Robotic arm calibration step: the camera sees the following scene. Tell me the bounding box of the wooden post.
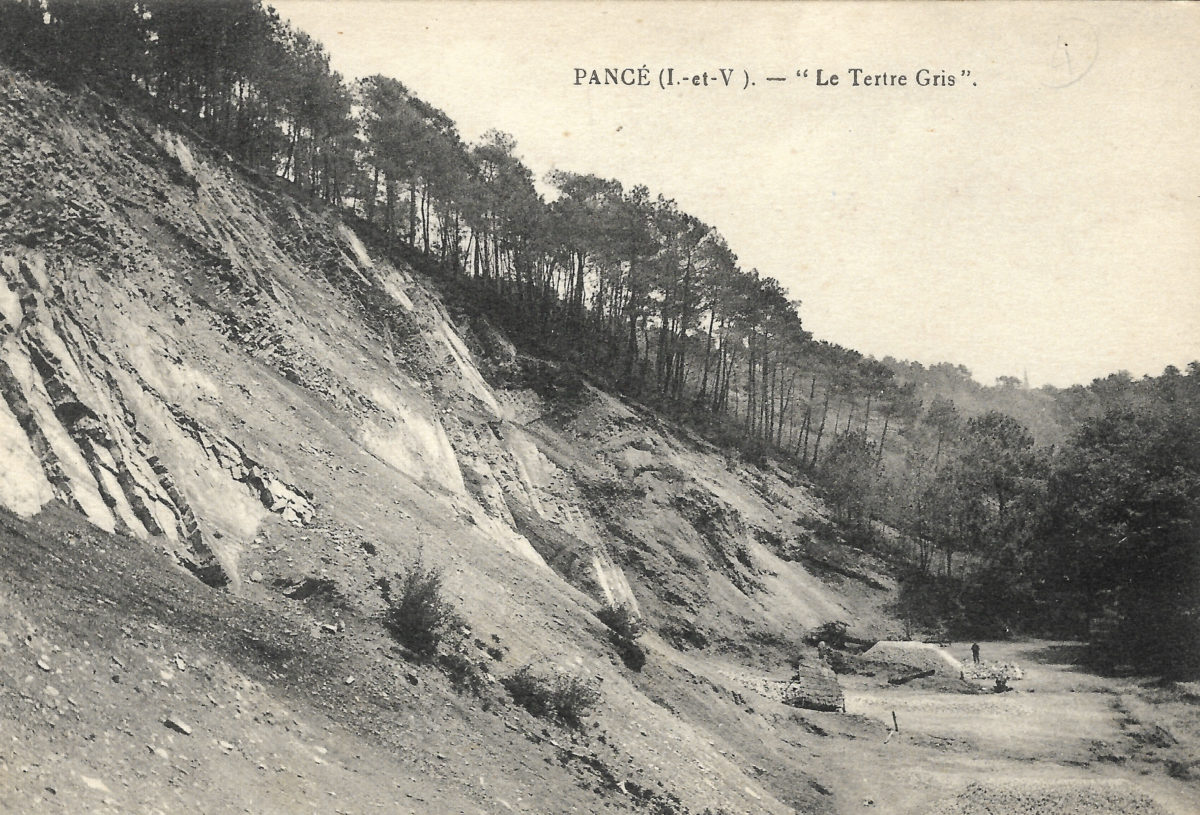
[892,711,899,733]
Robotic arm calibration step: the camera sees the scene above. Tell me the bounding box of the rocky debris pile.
[963,661,1024,682]
[863,641,964,679]
[735,661,845,713]
[780,665,844,713]
[928,778,1169,815]
[964,661,1025,691]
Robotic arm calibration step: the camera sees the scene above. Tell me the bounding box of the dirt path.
[825,640,1199,815]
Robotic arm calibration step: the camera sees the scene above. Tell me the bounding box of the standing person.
[971,642,980,664]
[817,641,830,664]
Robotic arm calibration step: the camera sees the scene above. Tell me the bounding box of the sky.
[271,1,1199,388]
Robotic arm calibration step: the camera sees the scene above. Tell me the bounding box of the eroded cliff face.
[0,68,896,815]
[0,67,887,639]
[0,73,552,590]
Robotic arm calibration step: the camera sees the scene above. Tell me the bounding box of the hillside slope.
[0,67,902,814]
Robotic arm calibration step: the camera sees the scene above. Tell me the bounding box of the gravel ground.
[929,778,1170,815]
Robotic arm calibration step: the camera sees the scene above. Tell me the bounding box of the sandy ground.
[825,640,1199,815]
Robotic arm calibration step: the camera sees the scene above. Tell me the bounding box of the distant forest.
[2,0,1196,677]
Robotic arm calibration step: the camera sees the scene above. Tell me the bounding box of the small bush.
[382,562,456,658]
[662,619,709,650]
[802,620,849,649]
[437,650,488,696]
[1166,759,1193,780]
[503,666,556,719]
[550,673,602,729]
[596,603,644,641]
[597,602,647,671]
[613,637,647,671]
[502,665,600,729]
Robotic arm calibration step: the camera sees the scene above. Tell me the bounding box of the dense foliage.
[3,0,1196,677]
[891,368,1199,678]
[1036,369,1200,677]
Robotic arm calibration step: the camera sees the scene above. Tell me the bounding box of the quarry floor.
[825,640,1200,815]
